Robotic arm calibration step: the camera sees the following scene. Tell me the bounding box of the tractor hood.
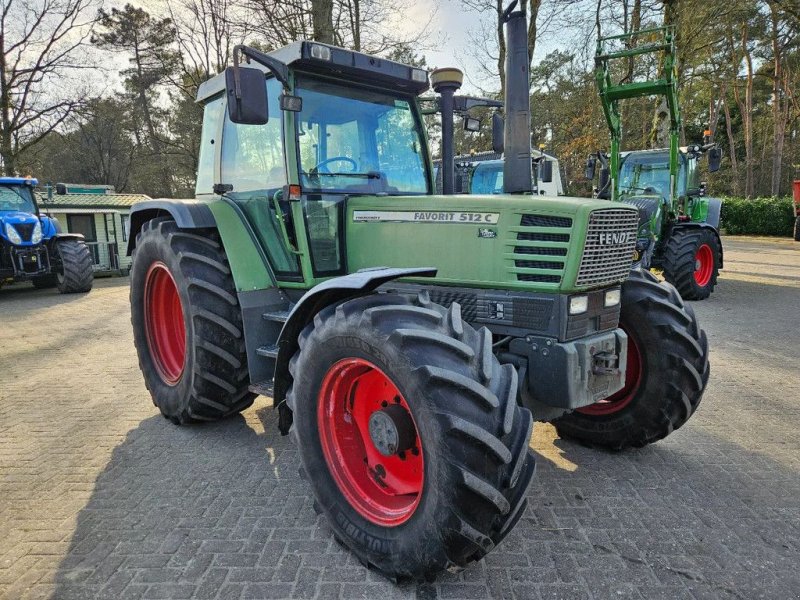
[0,212,43,246]
[345,194,639,294]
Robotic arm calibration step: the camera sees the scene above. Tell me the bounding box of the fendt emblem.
[598,231,635,245]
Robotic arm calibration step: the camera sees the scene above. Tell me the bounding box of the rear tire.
[794,215,800,242]
[662,227,720,300]
[552,269,709,450]
[287,293,536,581]
[55,239,93,293]
[130,218,255,424]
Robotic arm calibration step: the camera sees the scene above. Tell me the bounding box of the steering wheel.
[312,156,357,174]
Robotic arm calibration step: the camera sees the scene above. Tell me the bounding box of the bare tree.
[0,0,97,175]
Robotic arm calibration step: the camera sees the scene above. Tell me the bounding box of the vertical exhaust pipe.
[502,1,533,194]
[431,68,464,195]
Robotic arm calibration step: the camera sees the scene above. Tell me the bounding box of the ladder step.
[262,309,291,324]
[249,379,275,397]
[256,344,279,359]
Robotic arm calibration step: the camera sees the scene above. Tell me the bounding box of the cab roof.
[0,177,38,186]
[196,41,429,104]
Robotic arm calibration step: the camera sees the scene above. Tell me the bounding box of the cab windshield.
[295,79,429,195]
[0,185,37,213]
[619,152,685,199]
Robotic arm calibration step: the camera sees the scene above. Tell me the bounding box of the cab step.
[262,307,292,324]
[256,343,279,359]
[249,379,275,397]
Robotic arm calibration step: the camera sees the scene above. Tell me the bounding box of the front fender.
[126,199,216,255]
[273,266,437,434]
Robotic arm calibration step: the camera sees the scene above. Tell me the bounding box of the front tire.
[553,269,709,450]
[287,293,536,581]
[55,239,93,293]
[130,218,255,424]
[662,227,720,300]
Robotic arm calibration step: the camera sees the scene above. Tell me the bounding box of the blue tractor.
[0,177,93,293]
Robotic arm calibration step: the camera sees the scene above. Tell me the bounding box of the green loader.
[127,4,709,581]
[588,27,724,300]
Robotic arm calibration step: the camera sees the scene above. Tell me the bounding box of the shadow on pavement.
[45,401,800,599]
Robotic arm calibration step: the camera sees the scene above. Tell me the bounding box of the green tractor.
[587,27,724,300]
[127,4,708,581]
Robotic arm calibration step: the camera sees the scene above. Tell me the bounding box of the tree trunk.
[741,24,754,198]
[0,37,15,175]
[496,0,506,101]
[769,3,787,196]
[312,0,335,45]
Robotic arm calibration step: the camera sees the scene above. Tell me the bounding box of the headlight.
[569,295,588,315]
[31,221,43,244]
[4,222,22,245]
[604,288,621,307]
[310,44,331,61]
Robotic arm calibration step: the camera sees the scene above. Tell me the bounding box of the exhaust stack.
[502,2,533,194]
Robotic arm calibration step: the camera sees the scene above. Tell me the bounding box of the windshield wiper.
[304,171,381,179]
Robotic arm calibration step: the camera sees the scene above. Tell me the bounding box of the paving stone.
[0,237,798,599]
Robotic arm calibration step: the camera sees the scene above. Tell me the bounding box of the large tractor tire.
[793,215,800,242]
[55,239,93,293]
[130,218,255,424]
[662,227,720,300]
[553,269,709,450]
[286,293,536,581]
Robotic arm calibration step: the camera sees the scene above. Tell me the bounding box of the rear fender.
[126,200,216,255]
[273,267,437,434]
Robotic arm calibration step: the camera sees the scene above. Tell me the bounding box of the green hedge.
[720,196,795,237]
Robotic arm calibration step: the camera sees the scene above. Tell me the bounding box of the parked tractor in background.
[588,27,724,300]
[0,177,93,293]
[127,1,708,581]
[434,149,564,196]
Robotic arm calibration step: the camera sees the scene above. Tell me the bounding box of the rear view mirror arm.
[233,45,291,91]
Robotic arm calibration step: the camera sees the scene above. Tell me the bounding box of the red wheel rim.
[144,262,186,385]
[577,329,642,416]
[317,358,424,527]
[694,243,714,287]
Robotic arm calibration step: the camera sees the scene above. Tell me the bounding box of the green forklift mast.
[595,26,680,203]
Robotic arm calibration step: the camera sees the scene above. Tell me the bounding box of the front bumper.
[513,328,628,410]
[0,242,50,279]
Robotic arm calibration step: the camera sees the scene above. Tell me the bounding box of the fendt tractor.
[127,3,709,581]
[587,27,724,300]
[0,177,93,293]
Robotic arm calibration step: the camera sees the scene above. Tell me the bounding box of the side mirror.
[540,160,553,183]
[464,117,481,132]
[225,66,268,125]
[492,113,504,154]
[585,156,597,180]
[597,167,611,199]
[708,147,722,172]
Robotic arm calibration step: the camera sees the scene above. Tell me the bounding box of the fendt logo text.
[598,231,635,245]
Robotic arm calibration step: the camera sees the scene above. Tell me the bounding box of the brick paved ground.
[1,236,798,600]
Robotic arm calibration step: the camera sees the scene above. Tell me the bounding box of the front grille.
[427,289,478,321]
[511,213,572,285]
[13,222,35,242]
[520,215,573,228]
[575,208,638,287]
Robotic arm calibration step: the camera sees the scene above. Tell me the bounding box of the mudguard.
[705,197,722,229]
[273,266,437,434]
[126,199,216,255]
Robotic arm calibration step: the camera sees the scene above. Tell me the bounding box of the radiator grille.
[511,213,572,285]
[575,208,638,287]
[13,222,35,242]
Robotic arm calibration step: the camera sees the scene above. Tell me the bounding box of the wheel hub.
[368,405,416,456]
[317,358,424,526]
